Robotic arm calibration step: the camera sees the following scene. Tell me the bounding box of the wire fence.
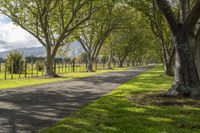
[0,59,123,80]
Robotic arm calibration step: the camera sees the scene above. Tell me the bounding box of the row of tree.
[0,0,158,74]
[129,0,200,97]
[1,0,200,97]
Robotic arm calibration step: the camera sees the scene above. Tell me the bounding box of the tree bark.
[107,51,113,70]
[119,60,124,68]
[40,48,56,77]
[164,62,174,76]
[87,60,94,72]
[44,46,58,77]
[162,45,174,76]
[86,53,94,72]
[45,56,55,77]
[156,0,200,97]
[168,25,200,97]
[194,30,200,79]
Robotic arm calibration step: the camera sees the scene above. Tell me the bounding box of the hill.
[0,41,84,59]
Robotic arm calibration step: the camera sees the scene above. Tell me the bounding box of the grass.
[0,67,129,90]
[40,66,200,133]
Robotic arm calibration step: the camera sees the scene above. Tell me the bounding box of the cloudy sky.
[0,14,42,52]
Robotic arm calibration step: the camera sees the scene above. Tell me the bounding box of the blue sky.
[0,14,42,52]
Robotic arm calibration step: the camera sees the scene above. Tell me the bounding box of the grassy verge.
[40,66,200,133]
[0,67,128,90]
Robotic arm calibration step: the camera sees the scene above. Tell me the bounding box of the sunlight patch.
[147,117,173,123]
[122,107,146,113]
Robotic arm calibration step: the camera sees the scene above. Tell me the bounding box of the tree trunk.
[194,31,200,78]
[132,61,135,66]
[86,53,94,72]
[164,62,174,76]
[119,60,124,68]
[161,40,174,76]
[107,51,113,70]
[163,50,174,76]
[87,60,94,72]
[168,25,200,97]
[45,56,56,77]
[126,60,130,67]
[44,46,57,77]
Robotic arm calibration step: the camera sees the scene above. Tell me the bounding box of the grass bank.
[40,66,200,133]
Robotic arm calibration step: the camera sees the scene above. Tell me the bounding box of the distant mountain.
[0,47,46,58]
[0,41,84,59]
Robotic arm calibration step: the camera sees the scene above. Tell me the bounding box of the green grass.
[0,67,129,90]
[40,66,200,133]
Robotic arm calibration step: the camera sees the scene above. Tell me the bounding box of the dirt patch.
[129,91,200,107]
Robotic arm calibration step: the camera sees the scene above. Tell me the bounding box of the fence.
[0,59,123,80]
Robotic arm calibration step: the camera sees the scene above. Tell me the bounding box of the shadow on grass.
[40,94,200,133]
[40,66,200,133]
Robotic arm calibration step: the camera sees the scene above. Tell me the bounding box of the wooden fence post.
[42,61,44,76]
[11,59,14,79]
[31,61,34,77]
[54,60,57,74]
[73,60,75,72]
[4,63,7,80]
[19,61,21,79]
[25,60,27,78]
[36,62,39,77]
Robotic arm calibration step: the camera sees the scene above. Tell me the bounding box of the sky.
[0,14,42,52]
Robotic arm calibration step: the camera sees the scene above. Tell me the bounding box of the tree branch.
[156,0,178,34]
[185,0,200,30]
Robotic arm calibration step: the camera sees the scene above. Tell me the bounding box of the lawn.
[0,67,129,90]
[40,66,200,133]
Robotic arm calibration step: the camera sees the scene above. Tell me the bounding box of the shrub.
[35,60,44,71]
[6,50,24,74]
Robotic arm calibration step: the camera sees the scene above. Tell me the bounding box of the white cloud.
[0,14,42,52]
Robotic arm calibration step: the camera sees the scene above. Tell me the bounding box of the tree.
[76,2,115,72]
[0,0,96,77]
[128,0,175,76]
[112,29,142,67]
[103,4,141,69]
[156,0,200,97]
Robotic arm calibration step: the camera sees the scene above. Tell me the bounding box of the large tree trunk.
[194,31,200,78]
[87,61,93,72]
[87,60,94,72]
[168,25,200,97]
[86,53,94,72]
[44,47,57,77]
[45,56,56,77]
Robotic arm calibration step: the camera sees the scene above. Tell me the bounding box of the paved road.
[0,66,152,133]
